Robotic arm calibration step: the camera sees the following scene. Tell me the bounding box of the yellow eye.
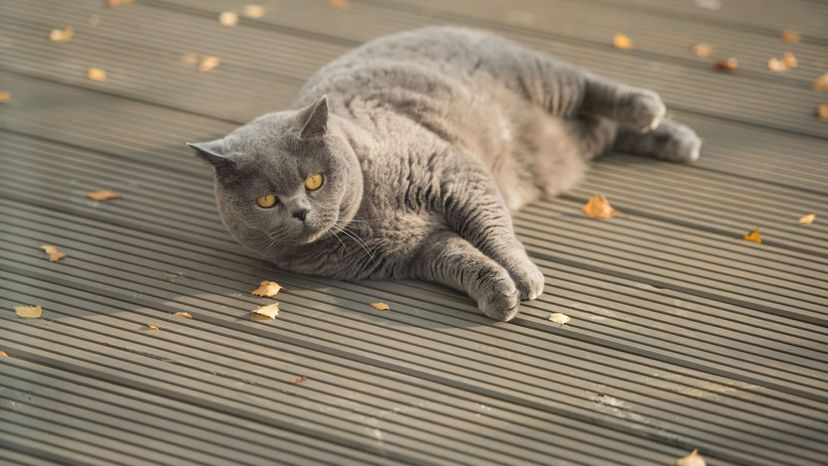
[256,194,277,208]
[305,173,324,191]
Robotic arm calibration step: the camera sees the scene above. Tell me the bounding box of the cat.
[188,27,701,321]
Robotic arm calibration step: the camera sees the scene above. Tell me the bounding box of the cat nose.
[292,208,309,222]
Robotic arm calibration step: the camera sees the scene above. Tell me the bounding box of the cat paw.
[476,277,520,321]
[654,121,702,163]
[618,89,666,133]
[510,262,545,301]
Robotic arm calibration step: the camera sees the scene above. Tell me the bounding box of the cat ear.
[187,140,233,168]
[298,95,329,140]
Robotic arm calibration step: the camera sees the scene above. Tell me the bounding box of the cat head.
[189,96,364,257]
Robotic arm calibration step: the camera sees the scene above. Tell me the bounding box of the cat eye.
[256,194,277,208]
[305,173,324,191]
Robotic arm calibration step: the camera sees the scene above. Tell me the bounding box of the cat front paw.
[476,276,520,321]
[510,262,545,301]
[619,89,666,133]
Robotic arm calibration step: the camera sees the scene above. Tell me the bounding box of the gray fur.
[190,27,701,321]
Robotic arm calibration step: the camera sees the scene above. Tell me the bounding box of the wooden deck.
[1,0,827,465]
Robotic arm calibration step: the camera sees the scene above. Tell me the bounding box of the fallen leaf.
[15,305,42,319]
[40,245,66,262]
[86,189,120,201]
[0,91,10,103]
[581,194,619,219]
[243,4,266,18]
[780,30,800,44]
[798,213,816,225]
[219,11,239,26]
[692,43,714,58]
[0,351,8,357]
[813,73,828,91]
[742,227,762,244]
[713,58,738,73]
[173,311,193,319]
[328,0,351,10]
[198,56,220,72]
[613,33,632,50]
[49,27,74,42]
[768,57,787,72]
[181,52,199,65]
[818,103,828,122]
[548,312,570,326]
[782,51,798,68]
[252,280,281,297]
[87,68,108,81]
[676,449,707,466]
[106,0,135,6]
[370,302,390,311]
[251,303,279,320]
[290,375,307,384]
[146,323,160,331]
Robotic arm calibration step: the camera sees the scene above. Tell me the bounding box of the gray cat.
[189,27,700,321]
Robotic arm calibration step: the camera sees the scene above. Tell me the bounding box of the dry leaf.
[252,280,281,297]
[0,351,8,357]
[181,52,199,65]
[813,73,828,91]
[548,312,570,326]
[15,305,42,319]
[86,189,120,201]
[87,68,108,81]
[742,227,762,244]
[40,245,66,262]
[798,213,816,225]
[782,51,798,68]
[251,303,279,320]
[290,375,307,384]
[219,11,239,26]
[713,58,738,72]
[370,302,390,311]
[243,4,266,18]
[146,323,160,331]
[107,0,135,6]
[676,449,707,466]
[768,57,787,72]
[781,30,800,44]
[613,33,632,50]
[198,56,220,72]
[0,91,10,104]
[173,311,193,319]
[49,27,74,42]
[692,43,714,58]
[818,103,828,122]
[328,0,351,10]
[582,194,619,219]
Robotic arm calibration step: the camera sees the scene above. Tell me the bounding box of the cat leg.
[613,119,702,163]
[578,72,667,133]
[410,231,521,321]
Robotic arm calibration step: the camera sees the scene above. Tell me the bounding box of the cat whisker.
[333,223,376,262]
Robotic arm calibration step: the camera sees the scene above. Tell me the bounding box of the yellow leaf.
[219,11,239,27]
[0,91,10,104]
[0,351,8,357]
[798,213,816,225]
[613,33,632,50]
[290,375,307,384]
[548,312,570,326]
[370,302,390,311]
[780,30,800,44]
[252,280,282,297]
[146,323,160,331]
[198,56,220,72]
[581,194,619,219]
[107,0,135,6]
[15,305,42,319]
[767,57,787,72]
[818,103,828,122]
[742,227,762,244]
[86,189,120,201]
[813,73,828,92]
[327,0,351,10]
[676,449,707,466]
[251,303,279,320]
[40,245,66,262]
[692,43,714,58]
[243,4,266,18]
[713,58,738,73]
[87,68,108,81]
[49,27,74,42]
[782,51,798,68]
[173,311,193,319]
